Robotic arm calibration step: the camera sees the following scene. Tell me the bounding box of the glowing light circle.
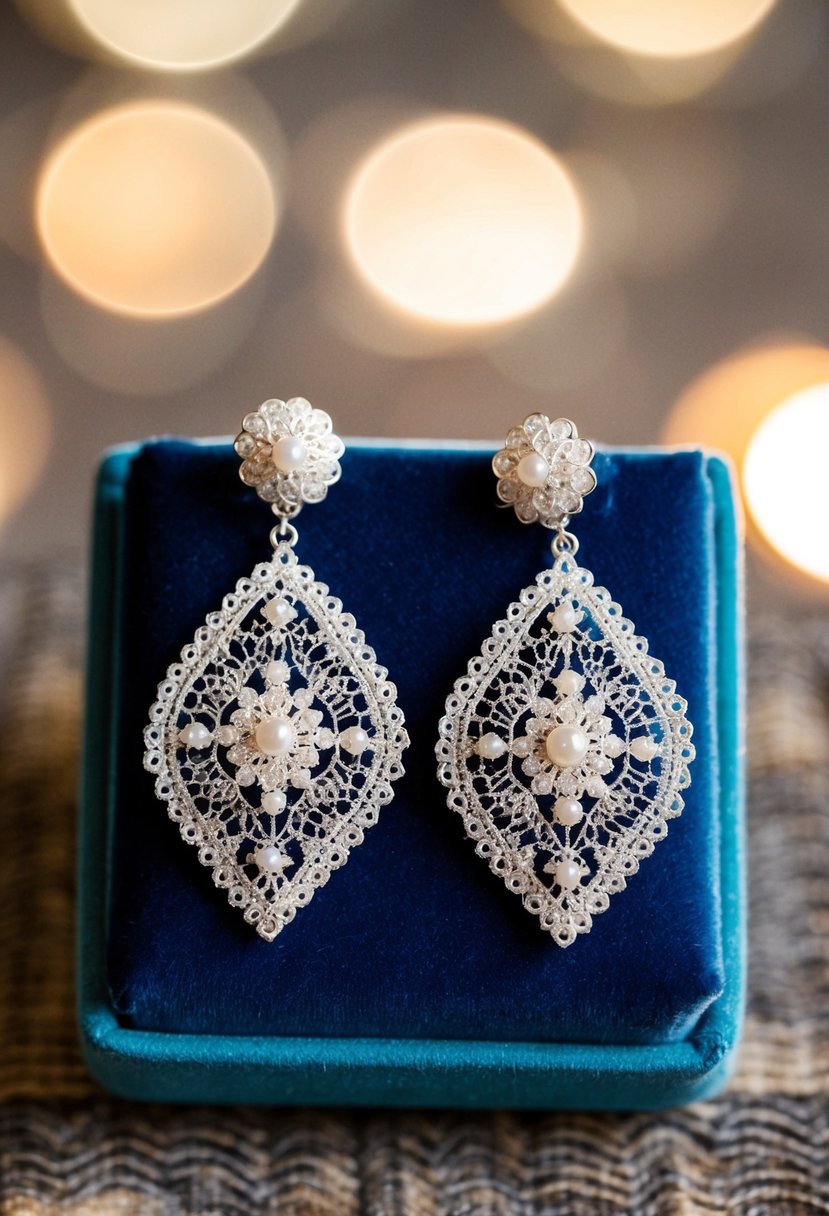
[0,335,51,529]
[343,116,583,327]
[557,0,778,59]
[36,102,277,318]
[68,0,302,71]
[743,384,829,585]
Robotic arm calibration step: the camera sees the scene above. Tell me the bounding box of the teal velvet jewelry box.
[79,438,745,1108]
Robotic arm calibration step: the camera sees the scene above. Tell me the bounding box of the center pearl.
[272,436,307,473]
[255,716,295,756]
[545,724,589,768]
[516,451,549,487]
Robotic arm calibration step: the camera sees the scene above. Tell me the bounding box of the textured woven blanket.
[0,566,826,1215]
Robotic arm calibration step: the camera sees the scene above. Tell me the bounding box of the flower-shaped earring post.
[235,397,345,518]
[492,415,596,530]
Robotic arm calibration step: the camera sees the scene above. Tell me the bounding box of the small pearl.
[255,716,294,755]
[261,790,287,813]
[553,796,583,826]
[630,735,660,762]
[254,844,286,873]
[341,726,370,755]
[216,725,238,747]
[550,603,581,633]
[271,436,308,473]
[554,669,583,697]
[265,659,289,685]
[179,722,212,749]
[603,734,625,758]
[546,724,589,768]
[263,598,295,627]
[477,732,507,760]
[516,451,550,487]
[554,860,582,891]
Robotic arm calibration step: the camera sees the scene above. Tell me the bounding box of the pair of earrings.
[144,399,694,948]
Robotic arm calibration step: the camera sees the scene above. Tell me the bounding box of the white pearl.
[216,725,238,747]
[550,603,581,633]
[254,844,286,873]
[554,860,581,891]
[263,598,295,627]
[516,451,550,487]
[179,722,212,749]
[255,716,294,755]
[553,796,583,826]
[341,726,370,755]
[477,732,507,760]
[603,734,625,758]
[272,436,307,473]
[554,669,583,697]
[630,735,660,762]
[265,660,289,685]
[545,724,589,767]
[261,790,287,813]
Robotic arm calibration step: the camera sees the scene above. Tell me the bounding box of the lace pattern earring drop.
[144,398,409,940]
[436,416,695,946]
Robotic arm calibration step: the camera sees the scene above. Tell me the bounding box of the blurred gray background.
[0,0,827,589]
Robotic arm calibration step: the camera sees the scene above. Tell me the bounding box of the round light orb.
[554,859,582,891]
[664,342,829,467]
[261,790,287,813]
[0,336,51,531]
[343,115,582,327]
[743,384,829,585]
[557,0,778,59]
[516,451,550,487]
[272,436,307,473]
[36,102,277,317]
[68,0,303,72]
[256,716,295,756]
[545,724,589,767]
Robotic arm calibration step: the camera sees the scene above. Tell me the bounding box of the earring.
[144,398,408,940]
[436,416,695,947]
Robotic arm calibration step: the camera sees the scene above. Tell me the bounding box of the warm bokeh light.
[743,385,829,584]
[0,336,51,529]
[67,0,302,70]
[36,101,277,317]
[664,341,829,464]
[557,0,777,59]
[41,273,265,396]
[343,115,583,327]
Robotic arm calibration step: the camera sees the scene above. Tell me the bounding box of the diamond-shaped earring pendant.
[435,416,695,947]
[144,398,409,940]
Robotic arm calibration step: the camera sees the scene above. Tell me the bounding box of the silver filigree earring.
[144,398,408,940]
[436,415,695,947]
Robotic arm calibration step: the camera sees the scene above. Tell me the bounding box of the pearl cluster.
[234,397,345,519]
[471,605,662,894]
[491,413,597,530]
[177,591,376,879]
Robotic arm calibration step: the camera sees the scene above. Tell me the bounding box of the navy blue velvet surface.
[108,440,723,1043]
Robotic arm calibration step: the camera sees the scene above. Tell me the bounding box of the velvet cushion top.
[108,440,724,1044]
